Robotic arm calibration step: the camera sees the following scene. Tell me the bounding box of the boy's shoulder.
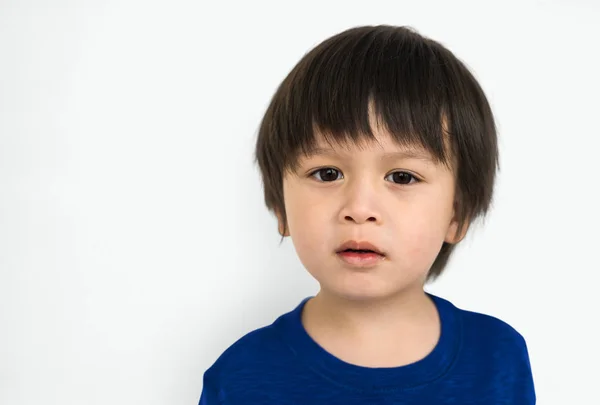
[203,305,298,381]
[449,297,531,367]
[429,293,528,345]
[456,300,528,345]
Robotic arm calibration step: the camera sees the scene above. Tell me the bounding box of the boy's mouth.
[335,240,385,256]
[335,241,386,267]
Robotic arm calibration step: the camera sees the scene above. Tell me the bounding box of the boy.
[199,25,535,404]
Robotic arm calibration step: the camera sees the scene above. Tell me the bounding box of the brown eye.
[385,171,418,185]
[311,168,342,182]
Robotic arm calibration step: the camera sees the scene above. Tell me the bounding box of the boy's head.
[254,25,498,299]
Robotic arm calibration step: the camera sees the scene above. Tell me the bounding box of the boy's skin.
[275,111,469,368]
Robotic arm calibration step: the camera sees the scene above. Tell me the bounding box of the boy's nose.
[338,194,382,225]
[342,213,379,224]
[337,178,383,225]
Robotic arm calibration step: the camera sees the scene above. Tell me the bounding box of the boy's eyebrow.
[305,147,435,162]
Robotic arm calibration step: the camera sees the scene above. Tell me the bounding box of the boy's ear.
[275,209,290,237]
[444,216,470,244]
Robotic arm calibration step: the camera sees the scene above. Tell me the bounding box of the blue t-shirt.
[199,293,535,404]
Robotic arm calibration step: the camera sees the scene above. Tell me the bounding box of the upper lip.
[335,240,385,256]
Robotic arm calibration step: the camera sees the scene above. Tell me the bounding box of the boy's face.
[279,126,464,302]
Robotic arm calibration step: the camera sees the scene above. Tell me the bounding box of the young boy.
[199,25,535,404]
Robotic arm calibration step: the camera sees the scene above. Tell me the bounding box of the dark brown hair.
[254,25,499,281]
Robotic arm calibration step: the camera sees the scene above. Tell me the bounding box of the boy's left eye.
[385,171,419,185]
[310,168,343,182]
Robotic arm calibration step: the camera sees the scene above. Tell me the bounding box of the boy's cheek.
[403,231,445,265]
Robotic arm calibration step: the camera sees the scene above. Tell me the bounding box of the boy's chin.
[319,283,422,303]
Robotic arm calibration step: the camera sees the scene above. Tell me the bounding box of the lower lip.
[336,251,386,267]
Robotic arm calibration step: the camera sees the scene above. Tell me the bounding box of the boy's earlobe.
[275,210,290,237]
[278,221,290,237]
[445,218,469,244]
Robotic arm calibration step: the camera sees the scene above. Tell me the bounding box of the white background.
[1,1,599,404]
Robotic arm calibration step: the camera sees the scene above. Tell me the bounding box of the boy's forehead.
[305,131,434,158]
[295,126,456,173]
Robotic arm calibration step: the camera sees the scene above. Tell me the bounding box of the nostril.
[343,215,378,222]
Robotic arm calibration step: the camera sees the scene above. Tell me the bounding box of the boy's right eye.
[309,167,343,182]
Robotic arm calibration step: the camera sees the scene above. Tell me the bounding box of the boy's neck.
[300,287,440,367]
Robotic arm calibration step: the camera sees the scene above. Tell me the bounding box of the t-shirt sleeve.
[198,370,223,405]
[514,333,536,404]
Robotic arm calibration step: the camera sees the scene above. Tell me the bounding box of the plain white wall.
[1,0,599,404]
